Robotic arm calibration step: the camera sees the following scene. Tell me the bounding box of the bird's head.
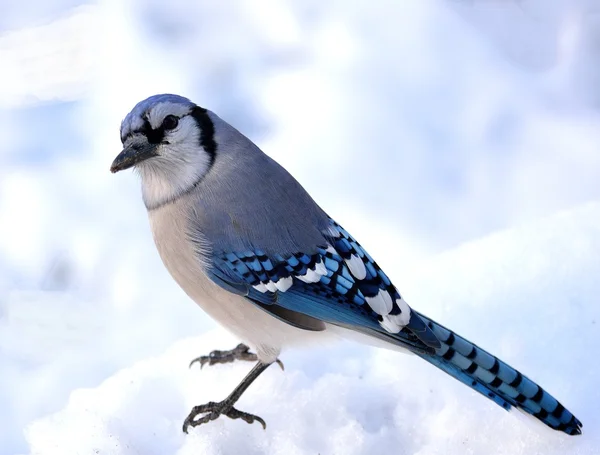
[111,94,217,209]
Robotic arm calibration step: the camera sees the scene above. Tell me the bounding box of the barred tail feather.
[414,312,582,436]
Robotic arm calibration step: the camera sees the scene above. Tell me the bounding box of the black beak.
[110,137,158,173]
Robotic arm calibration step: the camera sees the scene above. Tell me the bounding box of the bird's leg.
[189,343,284,370]
[183,361,273,433]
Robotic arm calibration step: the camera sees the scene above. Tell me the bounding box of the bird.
[110,93,582,436]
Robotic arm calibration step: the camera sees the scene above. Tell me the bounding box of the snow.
[2,0,600,453]
[23,203,600,454]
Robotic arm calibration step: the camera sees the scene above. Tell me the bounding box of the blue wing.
[207,217,583,435]
[209,218,441,353]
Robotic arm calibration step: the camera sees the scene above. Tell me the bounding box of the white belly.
[147,198,329,362]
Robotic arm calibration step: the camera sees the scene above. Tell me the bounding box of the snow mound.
[25,203,600,454]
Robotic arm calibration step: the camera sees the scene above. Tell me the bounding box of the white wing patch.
[253,283,268,293]
[365,289,393,315]
[314,260,327,276]
[252,276,293,293]
[252,259,328,292]
[344,254,366,280]
[380,314,403,333]
[275,276,293,292]
[296,259,327,283]
[395,298,411,322]
[379,298,412,333]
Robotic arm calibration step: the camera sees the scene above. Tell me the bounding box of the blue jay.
[111,94,582,436]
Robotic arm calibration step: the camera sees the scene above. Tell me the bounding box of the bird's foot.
[189,343,283,370]
[189,343,257,369]
[182,400,266,433]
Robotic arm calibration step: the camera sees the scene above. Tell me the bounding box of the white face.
[114,100,215,210]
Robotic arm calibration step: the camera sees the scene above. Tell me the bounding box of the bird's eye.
[162,115,179,130]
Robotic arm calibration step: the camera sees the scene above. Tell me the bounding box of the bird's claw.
[189,343,284,370]
[182,400,267,433]
[189,343,257,369]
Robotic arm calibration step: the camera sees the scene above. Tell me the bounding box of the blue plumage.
[416,314,582,435]
[209,218,582,436]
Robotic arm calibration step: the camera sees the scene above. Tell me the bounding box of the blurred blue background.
[1,0,599,452]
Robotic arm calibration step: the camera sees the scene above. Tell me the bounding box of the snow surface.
[23,203,600,454]
[3,1,600,454]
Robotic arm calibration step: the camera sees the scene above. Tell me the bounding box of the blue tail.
[413,312,582,436]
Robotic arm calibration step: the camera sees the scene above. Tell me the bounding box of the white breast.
[147,195,329,362]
